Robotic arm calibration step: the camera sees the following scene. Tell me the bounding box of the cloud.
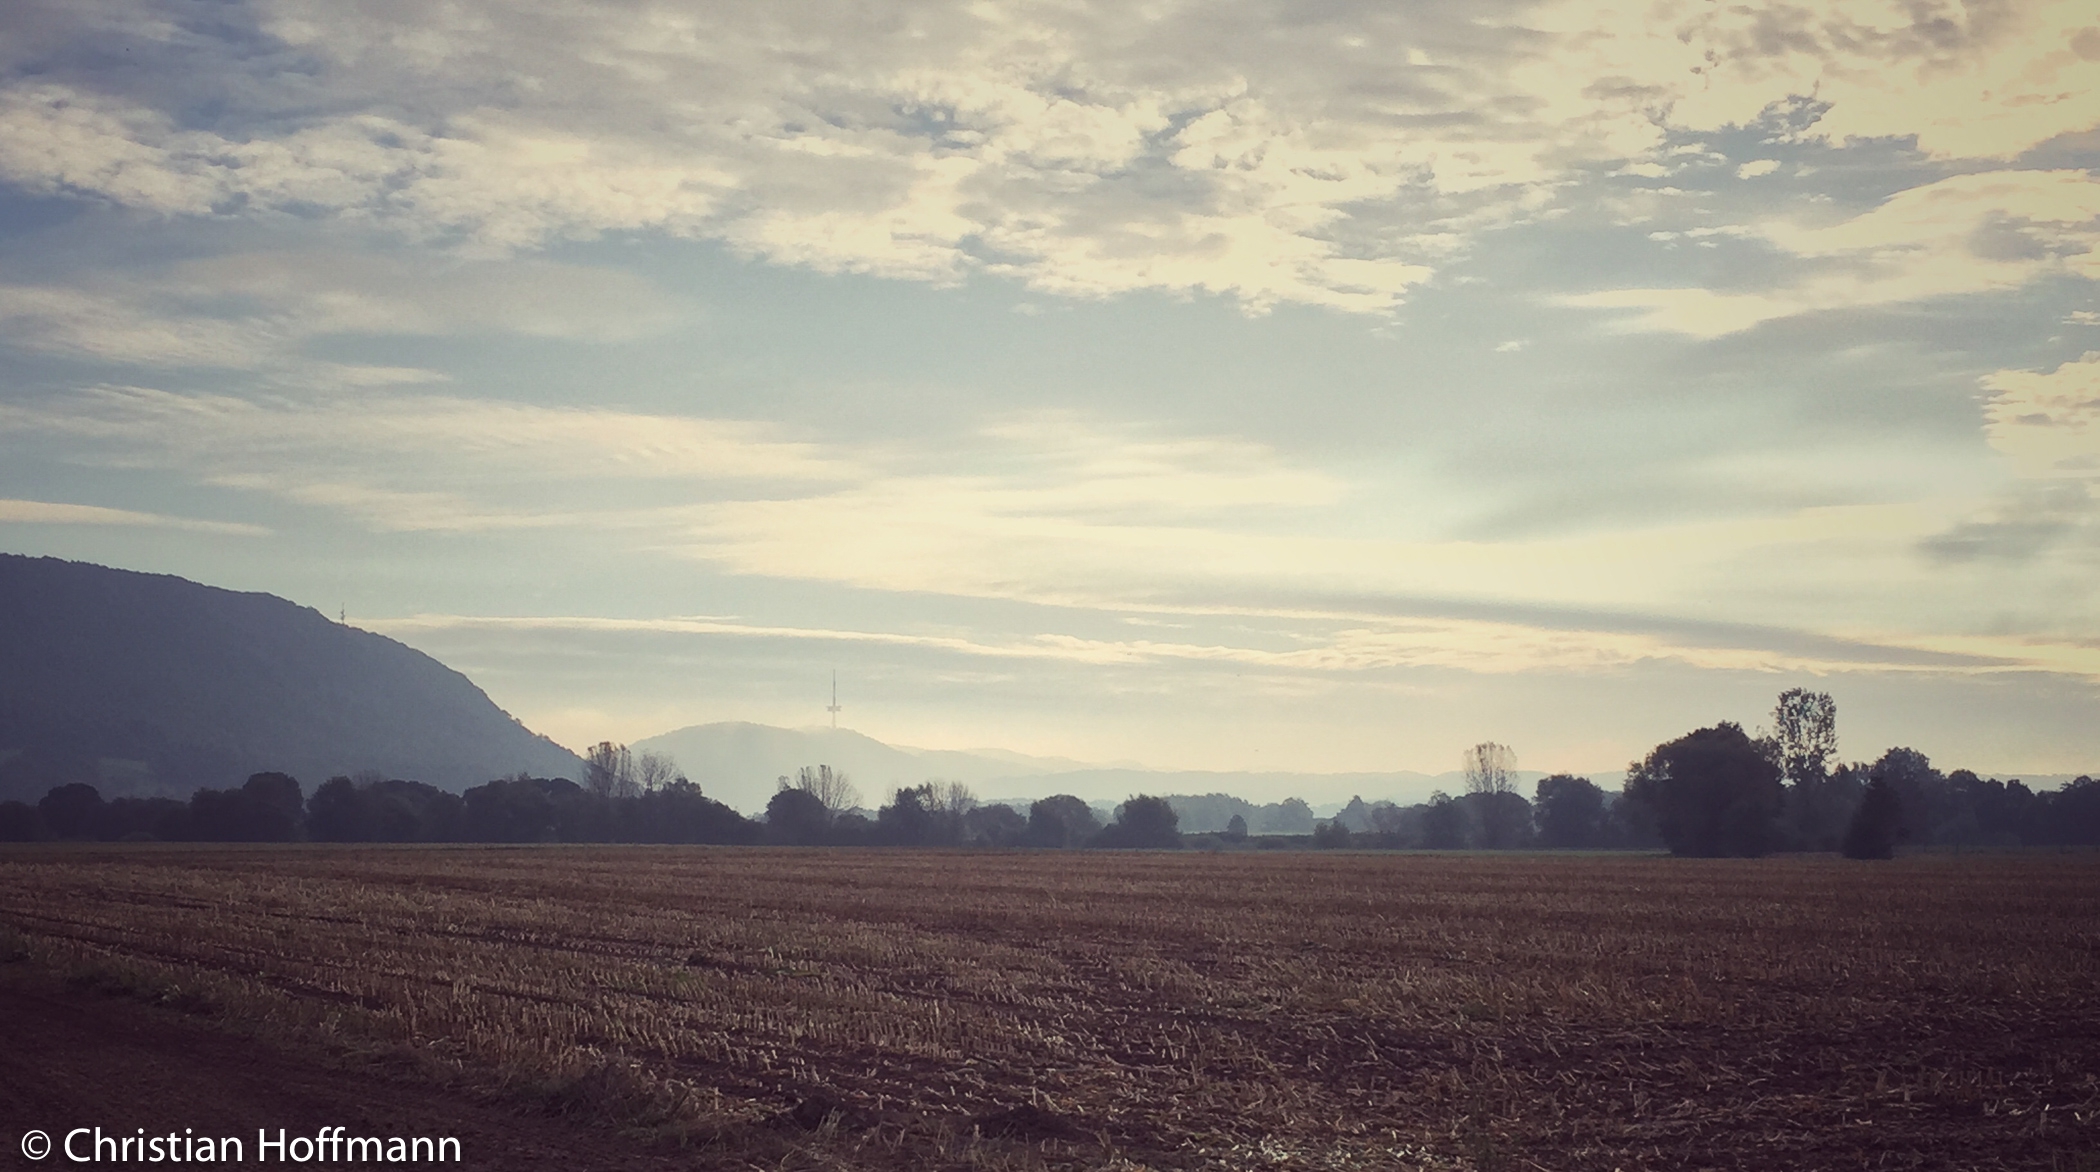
[364,598,2090,683]
[1922,352,2100,565]
[2,0,2089,314]
[1566,170,2100,335]
[0,497,268,535]
[0,251,684,371]
[1983,351,2100,480]
[0,386,852,530]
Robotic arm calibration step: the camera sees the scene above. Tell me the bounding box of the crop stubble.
[0,847,2094,1170]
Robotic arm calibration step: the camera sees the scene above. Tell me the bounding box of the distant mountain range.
[0,554,581,800]
[630,722,1091,813]
[11,554,2074,813]
[629,720,1603,815]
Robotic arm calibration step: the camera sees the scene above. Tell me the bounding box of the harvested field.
[0,847,2095,1170]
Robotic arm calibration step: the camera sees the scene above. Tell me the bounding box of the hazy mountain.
[0,554,581,799]
[631,722,1092,812]
[630,720,1630,815]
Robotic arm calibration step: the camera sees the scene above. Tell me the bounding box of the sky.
[1,0,2097,785]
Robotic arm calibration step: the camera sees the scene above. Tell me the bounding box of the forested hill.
[0,555,582,799]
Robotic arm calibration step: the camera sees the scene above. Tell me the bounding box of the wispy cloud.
[367,602,2094,682]
[0,251,684,373]
[1984,351,2100,482]
[1922,352,2100,564]
[0,497,268,536]
[1566,170,2100,335]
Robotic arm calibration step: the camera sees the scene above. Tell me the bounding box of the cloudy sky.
[2,0,2097,783]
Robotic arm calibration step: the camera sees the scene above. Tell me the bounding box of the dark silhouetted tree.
[461,775,575,842]
[963,803,1028,846]
[1096,794,1181,848]
[189,773,305,841]
[1311,818,1351,848]
[102,796,189,841]
[1534,774,1609,848]
[1624,723,1784,857]
[877,784,942,845]
[1465,790,1533,850]
[1027,794,1100,848]
[1421,791,1466,849]
[1770,689,1843,849]
[38,782,105,840]
[767,785,834,845]
[1842,776,1901,859]
[307,775,368,841]
[2038,776,2099,846]
[0,801,52,841]
[1225,813,1248,840]
[1869,747,1944,842]
[635,778,756,844]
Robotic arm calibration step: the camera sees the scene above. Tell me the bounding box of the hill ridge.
[0,554,582,798]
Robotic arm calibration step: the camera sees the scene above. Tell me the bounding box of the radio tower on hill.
[827,671,842,730]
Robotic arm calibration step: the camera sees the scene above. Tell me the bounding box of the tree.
[1311,819,1351,848]
[637,779,758,845]
[460,776,572,843]
[1462,744,1526,848]
[584,742,636,799]
[1225,814,1248,840]
[1421,791,1467,849]
[931,779,976,818]
[1533,774,1609,848]
[189,773,306,842]
[1027,794,1100,848]
[1842,777,1902,859]
[634,751,679,794]
[1464,742,1518,796]
[1770,689,1843,849]
[38,782,106,840]
[962,803,1028,846]
[794,765,860,815]
[877,784,942,845]
[1096,795,1181,848]
[307,776,374,842]
[1623,723,1785,857]
[0,801,53,841]
[1257,797,1315,834]
[766,786,834,845]
[1467,791,1533,849]
[1770,689,1838,787]
[1869,747,1943,843]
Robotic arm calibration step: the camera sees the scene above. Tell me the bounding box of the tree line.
[0,750,1186,848]
[4,702,2094,855]
[1311,691,2100,856]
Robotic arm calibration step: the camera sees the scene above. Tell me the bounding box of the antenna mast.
[827,670,842,730]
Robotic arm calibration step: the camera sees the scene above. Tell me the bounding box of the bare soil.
[2,846,2097,1170]
[0,964,693,1171]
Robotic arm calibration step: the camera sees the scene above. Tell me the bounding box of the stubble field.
[0,847,2095,1171]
